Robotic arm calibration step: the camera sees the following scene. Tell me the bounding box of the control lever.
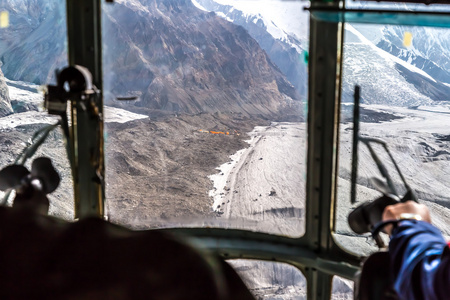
[348,176,418,237]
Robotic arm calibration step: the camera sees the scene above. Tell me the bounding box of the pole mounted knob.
[0,157,60,213]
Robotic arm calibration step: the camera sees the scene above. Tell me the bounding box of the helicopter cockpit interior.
[0,0,450,299]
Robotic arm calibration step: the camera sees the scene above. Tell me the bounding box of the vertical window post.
[306,1,345,298]
[66,0,105,218]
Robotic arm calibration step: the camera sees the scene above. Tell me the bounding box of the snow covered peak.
[193,0,308,43]
[341,25,450,106]
[347,24,436,83]
[210,0,308,39]
[114,0,151,14]
[191,0,207,11]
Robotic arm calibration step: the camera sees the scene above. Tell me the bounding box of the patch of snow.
[208,133,257,211]
[191,0,207,12]
[260,15,288,41]
[104,106,148,123]
[6,78,42,106]
[212,0,308,39]
[0,79,148,128]
[215,11,233,22]
[351,24,385,45]
[0,106,148,130]
[0,111,59,129]
[5,78,39,90]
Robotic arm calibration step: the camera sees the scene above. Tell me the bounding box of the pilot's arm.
[383,201,450,300]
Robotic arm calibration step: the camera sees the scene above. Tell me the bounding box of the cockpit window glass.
[103,0,309,236]
[335,22,450,255]
[332,276,354,300]
[0,1,73,219]
[227,259,307,299]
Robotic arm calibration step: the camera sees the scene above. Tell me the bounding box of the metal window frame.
[66,0,105,218]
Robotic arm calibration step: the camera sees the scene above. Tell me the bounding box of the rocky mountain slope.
[2,0,449,114]
[193,0,308,98]
[0,64,13,117]
[0,0,300,119]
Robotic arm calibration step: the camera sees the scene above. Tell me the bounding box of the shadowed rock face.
[0,64,13,117]
[0,0,67,84]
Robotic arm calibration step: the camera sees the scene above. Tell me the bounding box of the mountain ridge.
[194,0,308,98]
[103,0,300,117]
[0,0,301,119]
[0,64,13,117]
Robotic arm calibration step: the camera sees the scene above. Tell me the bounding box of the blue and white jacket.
[389,220,450,300]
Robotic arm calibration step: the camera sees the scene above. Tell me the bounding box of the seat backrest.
[355,251,399,300]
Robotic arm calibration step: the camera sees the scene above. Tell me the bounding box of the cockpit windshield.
[102,0,309,236]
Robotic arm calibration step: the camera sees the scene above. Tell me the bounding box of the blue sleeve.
[389,220,450,300]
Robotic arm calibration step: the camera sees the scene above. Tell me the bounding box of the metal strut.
[65,0,105,218]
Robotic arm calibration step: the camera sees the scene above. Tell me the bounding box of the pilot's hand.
[382,200,431,235]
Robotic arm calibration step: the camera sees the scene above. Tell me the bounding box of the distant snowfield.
[0,111,59,129]
[103,106,148,123]
[1,79,148,130]
[6,78,43,104]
